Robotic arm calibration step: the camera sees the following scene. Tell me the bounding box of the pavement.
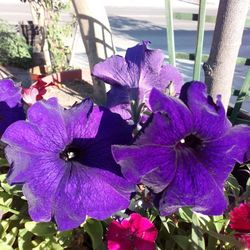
[0,0,249,110]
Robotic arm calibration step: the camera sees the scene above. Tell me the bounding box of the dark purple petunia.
[0,79,25,136]
[112,81,250,216]
[2,98,134,231]
[92,41,183,120]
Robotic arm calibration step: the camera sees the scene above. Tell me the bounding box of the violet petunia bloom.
[92,41,183,120]
[2,98,134,231]
[0,79,25,136]
[112,81,250,216]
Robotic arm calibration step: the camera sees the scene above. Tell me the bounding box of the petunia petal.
[27,98,70,150]
[180,81,231,139]
[0,102,25,137]
[2,121,57,154]
[155,64,183,95]
[63,98,93,139]
[159,148,228,216]
[54,163,132,231]
[106,86,131,120]
[22,157,66,222]
[112,144,176,192]
[147,88,193,144]
[92,55,132,87]
[0,79,22,108]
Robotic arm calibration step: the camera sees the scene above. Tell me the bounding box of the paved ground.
[0,0,249,110]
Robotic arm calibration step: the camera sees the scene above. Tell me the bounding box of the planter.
[38,68,93,108]
[29,65,49,81]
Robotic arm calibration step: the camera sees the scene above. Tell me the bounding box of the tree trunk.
[203,0,249,109]
[72,0,116,105]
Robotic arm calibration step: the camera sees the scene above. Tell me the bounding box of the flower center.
[60,145,80,162]
[179,134,202,149]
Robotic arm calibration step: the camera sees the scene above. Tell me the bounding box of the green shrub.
[0,20,32,69]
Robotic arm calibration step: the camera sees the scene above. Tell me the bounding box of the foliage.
[0,163,249,249]
[0,20,32,69]
[44,0,74,72]
[20,0,74,72]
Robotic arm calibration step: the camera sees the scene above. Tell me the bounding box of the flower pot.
[38,68,93,108]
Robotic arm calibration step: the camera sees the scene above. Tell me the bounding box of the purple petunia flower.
[92,41,183,120]
[112,81,250,216]
[0,79,25,136]
[2,98,134,231]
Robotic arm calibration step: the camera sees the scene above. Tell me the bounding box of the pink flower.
[106,213,158,250]
[22,79,54,105]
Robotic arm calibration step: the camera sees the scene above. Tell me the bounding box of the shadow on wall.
[76,14,115,67]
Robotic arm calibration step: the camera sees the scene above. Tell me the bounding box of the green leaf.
[191,213,205,250]
[1,220,9,233]
[0,204,20,215]
[5,227,18,246]
[204,229,242,248]
[25,221,56,236]
[172,235,190,250]
[18,229,34,250]
[241,177,250,201]
[226,175,241,197]
[84,218,106,250]
[0,158,8,166]
[32,237,63,250]
[56,230,73,248]
[178,207,193,223]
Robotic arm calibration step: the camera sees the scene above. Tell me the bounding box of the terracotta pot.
[29,65,49,81]
[41,69,83,84]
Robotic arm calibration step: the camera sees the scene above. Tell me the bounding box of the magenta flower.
[230,203,250,233]
[2,98,134,230]
[106,213,158,250]
[92,41,183,120]
[0,79,25,136]
[112,81,250,216]
[230,203,250,249]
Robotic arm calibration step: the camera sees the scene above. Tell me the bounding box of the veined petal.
[22,157,66,222]
[147,88,193,143]
[54,163,132,231]
[27,98,70,150]
[106,86,131,119]
[107,86,130,108]
[0,79,22,108]
[92,55,132,87]
[63,98,93,139]
[159,148,228,216]
[155,64,183,95]
[180,81,231,139]
[2,121,58,154]
[112,144,176,192]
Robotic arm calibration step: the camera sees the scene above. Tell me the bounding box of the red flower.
[22,79,55,105]
[230,203,250,233]
[106,213,158,250]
